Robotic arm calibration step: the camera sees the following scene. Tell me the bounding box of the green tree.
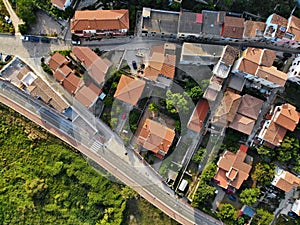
[148,102,158,112]
[166,90,190,114]
[253,208,274,225]
[193,147,206,164]
[217,203,238,223]
[200,162,217,183]
[192,183,216,208]
[252,162,275,186]
[277,136,300,162]
[186,86,204,102]
[239,188,260,205]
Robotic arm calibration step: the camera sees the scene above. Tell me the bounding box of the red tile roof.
[48,52,68,71]
[75,82,102,107]
[229,114,255,135]
[51,0,67,9]
[243,21,266,37]
[287,15,300,42]
[187,99,209,132]
[70,9,129,32]
[237,94,264,120]
[256,66,287,86]
[272,168,300,192]
[72,46,112,85]
[274,103,299,131]
[137,119,175,158]
[215,147,252,189]
[62,73,82,94]
[261,120,287,147]
[223,16,245,39]
[114,75,145,105]
[54,64,72,82]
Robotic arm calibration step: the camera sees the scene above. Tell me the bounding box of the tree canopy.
[217,203,238,224]
[239,188,260,206]
[252,162,275,186]
[166,90,190,114]
[252,208,274,225]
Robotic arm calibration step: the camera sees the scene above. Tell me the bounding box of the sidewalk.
[2,0,24,35]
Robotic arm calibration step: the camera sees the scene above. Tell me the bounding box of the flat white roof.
[178,179,188,192]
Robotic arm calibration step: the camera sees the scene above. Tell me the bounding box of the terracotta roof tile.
[262,120,287,147]
[272,168,300,192]
[54,64,72,82]
[223,16,245,39]
[243,21,266,37]
[213,91,241,125]
[215,148,252,189]
[187,99,209,132]
[274,103,299,131]
[51,0,67,9]
[62,73,82,94]
[255,66,287,86]
[73,46,111,85]
[243,48,275,67]
[75,83,101,107]
[70,9,129,32]
[287,16,300,42]
[48,52,68,71]
[237,94,264,120]
[222,45,238,65]
[137,119,175,157]
[229,114,255,135]
[114,75,145,105]
[238,59,259,75]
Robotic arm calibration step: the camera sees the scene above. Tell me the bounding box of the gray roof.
[178,11,202,34]
[202,10,225,35]
[228,74,246,91]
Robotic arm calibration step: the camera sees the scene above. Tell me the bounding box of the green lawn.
[0,0,14,33]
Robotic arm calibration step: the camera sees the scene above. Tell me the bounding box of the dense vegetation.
[0,0,15,33]
[0,103,178,225]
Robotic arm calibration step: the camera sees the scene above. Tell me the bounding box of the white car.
[71,40,81,45]
[20,36,29,41]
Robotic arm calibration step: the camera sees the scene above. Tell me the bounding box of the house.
[144,43,176,83]
[178,10,202,38]
[187,99,209,132]
[62,73,82,95]
[51,0,72,11]
[213,45,238,79]
[212,90,241,126]
[180,43,224,65]
[222,16,245,39]
[228,74,245,92]
[203,82,222,102]
[264,13,288,39]
[53,64,73,82]
[287,56,300,84]
[258,103,300,147]
[292,199,300,216]
[137,119,175,158]
[70,9,129,37]
[243,21,266,38]
[214,145,252,191]
[271,167,300,192]
[48,52,68,71]
[141,7,179,35]
[202,10,225,35]
[286,15,300,41]
[72,46,112,86]
[75,82,102,108]
[232,47,287,88]
[114,75,146,105]
[228,94,263,135]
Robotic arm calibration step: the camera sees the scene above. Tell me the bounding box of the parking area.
[28,10,66,37]
[124,48,150,73]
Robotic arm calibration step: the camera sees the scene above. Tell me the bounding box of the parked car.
[20,36,29,41]
[132,60,137,70]
[121,112,126,120]
[72,40,81,45]
[228,195,237,201]
[4,55,12,62]
[41,37,51,43]
[29,36,39,42]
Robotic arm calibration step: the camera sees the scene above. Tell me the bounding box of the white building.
[51,0,72,11]
[287,56,300,84]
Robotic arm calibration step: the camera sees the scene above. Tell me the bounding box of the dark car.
[228,195,237,201]
[29,36,39,42]
[41,37,51,43]
[4,55,12,62]
[132,60,137,70]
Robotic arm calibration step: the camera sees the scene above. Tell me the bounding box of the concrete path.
[2,0,24,35]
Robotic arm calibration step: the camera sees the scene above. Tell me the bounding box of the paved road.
[0,80,222,225]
